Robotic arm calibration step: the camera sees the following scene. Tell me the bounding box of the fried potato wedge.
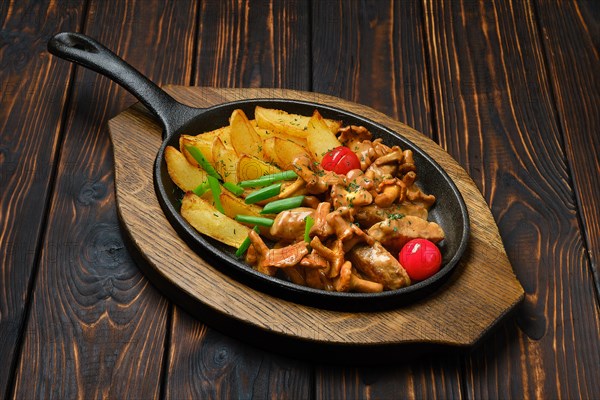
[237,154,282,182]
[204,188,273,238]
[165,146,208,192]
[272,137,311,169]
[261,136,277,163]
[252,125,307,148]
[251,120,272,138]
[199,183,259,219]
[271,130,307,148]
[192,125,231,145]
[220,189,263,219]
[255,106,341,138]
[181,125,234,166]
[180,134,215,166]
[229,109,264,159]
[212,137,239,184]
[181,193,249,248]
[306,110,342,162]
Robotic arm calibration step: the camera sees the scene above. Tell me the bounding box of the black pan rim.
[153,98,470,311]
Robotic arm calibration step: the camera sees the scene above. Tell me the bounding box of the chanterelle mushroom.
[248,229,309,269]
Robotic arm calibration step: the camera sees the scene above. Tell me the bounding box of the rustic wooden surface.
[1,0,598,399]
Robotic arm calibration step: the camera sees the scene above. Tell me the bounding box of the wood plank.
[316,357,463,399]
[423,0,600,398]
[165,308,312,399]
[0,0,85,397]
[11,0,196,398]
[195,0,310,89]
[311,0,433,136]
[534,0,600,296]
[311,1,462,398]
[164,1,313,399]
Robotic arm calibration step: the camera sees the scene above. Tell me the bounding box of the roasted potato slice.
[192,125,231,145]
[200,183,262,219]
[270,130,307,148]
[251,120,272,138]
[180,134,215,166]
[181,125,233,166]
[229,109,264,159]
[237,154,282,182]
[202,188,273,238]
[181,193,249,248]
[252,125,306,148]
[165,146,208,192]
[261,136,277,163]
[306,110,342,162]
[255,106,342,138]
[220,190,262,218]
[212,137,239,183]
[272,137,311,169]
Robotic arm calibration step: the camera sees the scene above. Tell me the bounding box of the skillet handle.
[48,32,197,138]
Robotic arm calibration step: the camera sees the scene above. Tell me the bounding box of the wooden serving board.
[109,87,523,360]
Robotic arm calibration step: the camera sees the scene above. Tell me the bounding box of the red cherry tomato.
[398,239,442,281]
[321,146,361,175]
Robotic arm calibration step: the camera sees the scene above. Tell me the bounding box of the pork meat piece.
[367,215,444,253]
[269,207,314,241]
[347,242,411,290]
[355,203,429,228]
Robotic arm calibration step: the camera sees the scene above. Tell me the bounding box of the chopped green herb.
[388,213,405,220]
[347,181,361,192]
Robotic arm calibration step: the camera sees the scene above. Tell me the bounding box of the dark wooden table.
[2,0,598,398]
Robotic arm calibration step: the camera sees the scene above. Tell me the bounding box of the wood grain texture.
[312,0,433,136]
[11,0,196,398]
[195,0,310,89]
[423,0,600,398]
[165,308,312,399]
[3,0,596,397]
[109,87,522,355]
[310,1,460,398]
[535,0,600,296]
[165,2,314,399]
[0,0,85,397]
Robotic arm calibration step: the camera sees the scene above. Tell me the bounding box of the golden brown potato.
[236,154,282,182]
[180,134,215,166]
[255,106,342,138]
[219,189,262,219]
[212,137,239,184]
[252,126,307,148]
[272,137,311,169]
[180,192,250,248]
[261,136,277,163]
[306,110,342,162]
[165,146,208,192]
[192,125,231,142]
[229,109,264,159]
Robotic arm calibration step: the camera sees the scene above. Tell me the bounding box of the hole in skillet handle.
[153,99,470,312]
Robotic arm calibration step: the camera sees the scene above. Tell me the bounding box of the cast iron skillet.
[48,32,469,311]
